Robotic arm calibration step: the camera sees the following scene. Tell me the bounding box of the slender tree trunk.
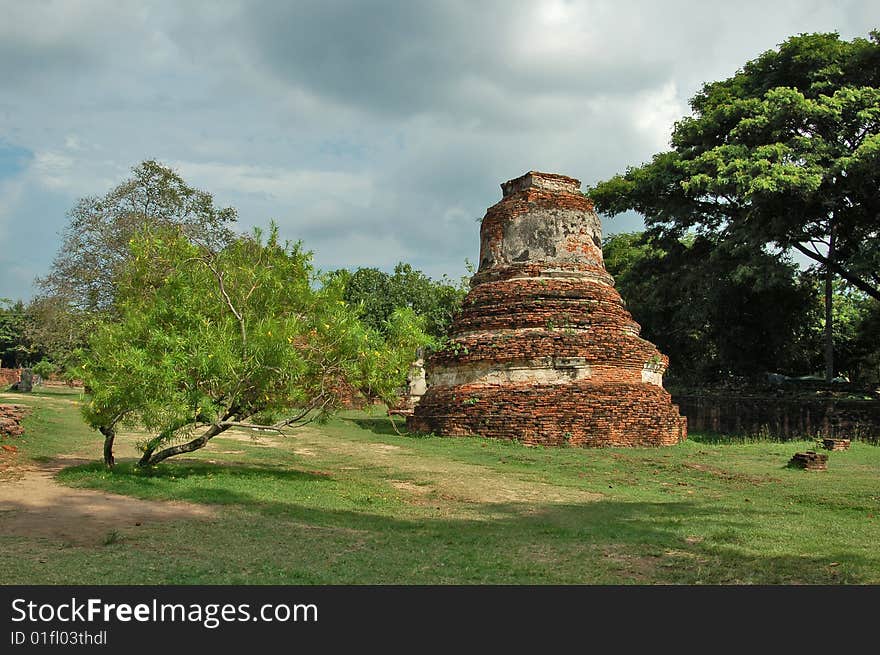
[99,426,116,467]
[137,423,228,467]
[824,226,836,383]
[136,417,202,467]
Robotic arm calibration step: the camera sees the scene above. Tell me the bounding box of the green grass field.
[2,386,878,584]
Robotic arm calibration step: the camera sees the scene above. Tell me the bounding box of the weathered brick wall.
[409,171,686,447]
[674,394,880,441]
[409,381,685,446]
[0,368,21,386]
[0,404,30,438]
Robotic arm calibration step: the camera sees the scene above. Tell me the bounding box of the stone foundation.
[408,381,685,447]
[0,368,21,387]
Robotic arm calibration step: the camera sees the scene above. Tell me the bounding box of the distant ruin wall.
[0,368,21,387]
[673,394,880,442]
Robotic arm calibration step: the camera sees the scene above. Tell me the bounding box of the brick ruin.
[407,171,687,446]
[0,404,30,438]
[0,368,22,387]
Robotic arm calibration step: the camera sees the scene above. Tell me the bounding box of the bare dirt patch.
[0,446,22,482]
[389,480,432,495]
[296,426,602,509]
[0,457,214,546]
[219,431,284,448]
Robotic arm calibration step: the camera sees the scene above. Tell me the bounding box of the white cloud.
[31,151,76,190]
[632,81,688,152]
[173,161,375,206]
[0,0,878,301]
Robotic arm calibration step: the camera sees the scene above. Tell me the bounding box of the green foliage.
[31,360,58,380]
[0,299,37,368]
[849,298,880,383]
[603,232,817,382]
[30,160,238,369]
[23,296,96,372]
[41,159,238,313]
[77,225,431,466]
[589,31,880,302]
[816,282,880,382]
[336,263,467,341]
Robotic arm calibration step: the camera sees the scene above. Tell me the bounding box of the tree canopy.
[30,161,238,370]
[79,225,431,467]
[0,299,34,368]
[41,160,238,313]
[603,232,818,383]
[589,31,880,301]
[335,263,467,341]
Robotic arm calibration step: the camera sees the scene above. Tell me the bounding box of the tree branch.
[197,393,337,439]
[140,422,229,467]
[791,242,880,301]
[193,246,247,347]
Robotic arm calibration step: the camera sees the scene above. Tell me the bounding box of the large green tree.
[0,299,35,368]
[848,298,880,383]
[589,31,880,379]
[79,226,430,467]
[23,295,90,372]
[31,160,238,369]
[603,232,817,383]
[336,263,467,341]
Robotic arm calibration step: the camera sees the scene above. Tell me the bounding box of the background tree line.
[590,30,880,384]
[603,231,880,387]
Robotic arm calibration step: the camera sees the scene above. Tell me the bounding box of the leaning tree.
[79,225,431,467]
[589,31,880,380]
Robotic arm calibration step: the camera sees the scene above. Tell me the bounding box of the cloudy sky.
[1,1,877,300]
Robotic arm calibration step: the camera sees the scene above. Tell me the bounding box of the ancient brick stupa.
[407,171,687,446]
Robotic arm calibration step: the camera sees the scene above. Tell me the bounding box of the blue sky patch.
[0,141,33,180]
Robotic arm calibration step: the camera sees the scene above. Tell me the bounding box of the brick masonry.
[0,404,30,438]
[673,394,880,442]
[408,171,687,447]
[0,368,21,387]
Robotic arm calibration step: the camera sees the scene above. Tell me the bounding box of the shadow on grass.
[7,469,875,584]
[347,416,397,436]
[61,460,331,482]
[35,459,879,583]
[56,460,335,507]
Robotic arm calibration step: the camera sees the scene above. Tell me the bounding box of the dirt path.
[0,456,214,546]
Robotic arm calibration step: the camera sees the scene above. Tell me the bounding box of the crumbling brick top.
[500,171,581,198]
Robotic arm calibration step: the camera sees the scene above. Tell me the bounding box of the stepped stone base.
[408,381,686,447]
